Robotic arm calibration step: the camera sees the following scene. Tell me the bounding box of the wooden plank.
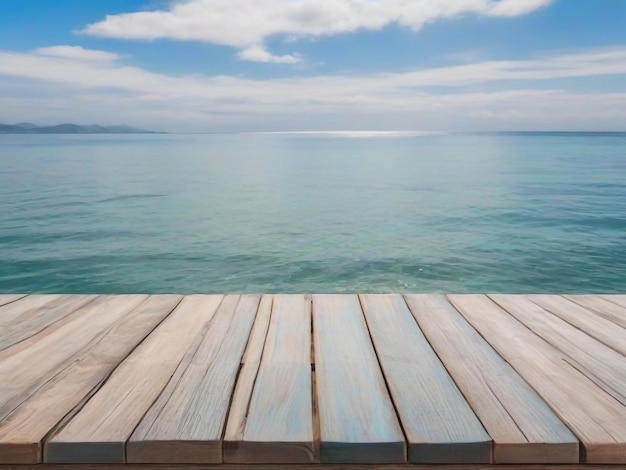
[0,295,149,423]
[0,294,27,308]
[0,297,102,363]
[237,365,312,462]
[449,294,626,464]
[127,295,260,464]
[404,294,578,464]
[360,294,490,464]
[492,295,626,406]
[45,295,222,463]
[566,295,626,329]
[223,296,272,460]
[602,294,626,310]
[312,294,404,464]
[0,295,97,352]
[228,295,314,463]
[241,295,273,365]
[0,295,181,464]
[529,295,626,355]
[0,295,64,328]
[125,297,231,462]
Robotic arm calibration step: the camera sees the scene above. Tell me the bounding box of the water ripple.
[1,133,625,293]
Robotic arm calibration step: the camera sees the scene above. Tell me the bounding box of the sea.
[1,131,625,294]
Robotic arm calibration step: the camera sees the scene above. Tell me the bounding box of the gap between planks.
[42,295,186,463]
[1,295,184,464]
[224,295,315,464]
[356,294,410,463]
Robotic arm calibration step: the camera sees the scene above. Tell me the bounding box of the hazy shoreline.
[0,123,161,134]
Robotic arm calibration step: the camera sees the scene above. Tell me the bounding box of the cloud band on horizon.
[1,44,626,131]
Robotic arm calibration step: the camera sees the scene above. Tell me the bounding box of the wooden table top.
[1,293,625,468]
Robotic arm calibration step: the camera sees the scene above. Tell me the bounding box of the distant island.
[0,123,162,134]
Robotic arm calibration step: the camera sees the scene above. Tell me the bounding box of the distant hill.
[0,123,161,134]
[14,122,38,129]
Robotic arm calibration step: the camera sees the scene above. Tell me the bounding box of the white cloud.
[78,0,553,62]
[487,0,552,17]
[5,45,626,103]
[1,45,626,131]
[237,45,301,63]
[34,45,120,62]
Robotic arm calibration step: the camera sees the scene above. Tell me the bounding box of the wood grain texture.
[0,295,179,464]
[450,294,626,464]
[0,294,27,308]
[0,295,96,353]
[492,295,626,408]
[124,298,225,463]
[240,295,273,365]
[313,295,405,464]
[404,294,578,464]
[0,295,64,329]
[45,295,219,464]
[529,295,626,355]
[223,295,273,460]
[565,295,626,328]
[602,294,626,310]
[127,295,261,464]
[360,294,491,464]
[0,295,148,424]
[228,295,314,463]
[2,293,626,468]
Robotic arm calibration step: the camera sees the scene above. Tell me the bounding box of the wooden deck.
[1,294,626,468]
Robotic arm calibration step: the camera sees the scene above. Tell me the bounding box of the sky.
[1,0,625,132]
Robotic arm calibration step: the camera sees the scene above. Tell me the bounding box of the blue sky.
[1,0,625,131]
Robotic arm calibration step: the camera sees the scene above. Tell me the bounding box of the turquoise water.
[1,132,625,293]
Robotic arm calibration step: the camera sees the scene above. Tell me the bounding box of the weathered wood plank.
[237,365,313,463]
[529,295,626,355]
[0,297,100,363]
[492,295,626,406]
[2,292,624,467]
[404,294,578,464]
[223,295,273,459]
[0,295,64,328]
[228,295,314,463]
[223,295,278,461]
[360,294,491,464]
[0,295,148,424]
[45,295,221,463]
[126,298,230,462]
[257,295,310,364]
[0,295,96,352]
[241,295,273,365]
[0,295,180,464]
[565,295,626,329]
[313,294,404,464]
[450,294,626,464]
[0,294,27,308]
[127,295,260,464]
[602,294,626,310]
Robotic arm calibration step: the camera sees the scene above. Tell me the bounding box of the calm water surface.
[1,133,625,293]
